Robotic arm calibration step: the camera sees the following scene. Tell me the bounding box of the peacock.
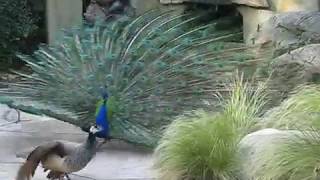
[0,9,269,147]
[16,125,102,180]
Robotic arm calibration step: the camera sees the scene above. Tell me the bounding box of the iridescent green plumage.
[0,9,269,147]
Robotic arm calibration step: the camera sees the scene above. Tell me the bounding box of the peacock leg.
[97,138,110,149]
[65,173,71,180]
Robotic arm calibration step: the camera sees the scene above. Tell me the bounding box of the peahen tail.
[0,9,271,147]
[16,161,37,180]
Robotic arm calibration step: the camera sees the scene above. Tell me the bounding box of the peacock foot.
[65,173,71,180]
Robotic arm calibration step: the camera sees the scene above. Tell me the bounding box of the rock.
[160,0,184,4]
[131,0,163,14]
[256,12,320,52]
[159,0,232,5]
[268,0,319,12]
[232,0,269,8]
[160,0,269,6]
[267,44,320,105]
[238,128,296,179]
[237,6,274,44]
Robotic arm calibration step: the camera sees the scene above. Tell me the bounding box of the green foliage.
[248,85,320,180]
[0,0,37,67]
[250,129,320,180]
[261,85,320,129]
[154,74,267,180]
[154,110,239,180]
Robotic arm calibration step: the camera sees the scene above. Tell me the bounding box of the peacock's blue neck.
[95,100,110,138]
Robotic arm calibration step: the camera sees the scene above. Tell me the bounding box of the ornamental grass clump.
[249,85,320,180]
[154,75,267,180]
[261,85,320,129]
[249,128,320,180]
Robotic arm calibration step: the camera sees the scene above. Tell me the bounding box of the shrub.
[0,0,38,69]
[154,74,267,180]
[261,85,320,129]
[252,85,320,180]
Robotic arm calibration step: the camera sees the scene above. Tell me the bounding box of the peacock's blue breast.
[95,103,110,138]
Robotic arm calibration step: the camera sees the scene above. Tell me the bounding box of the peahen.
[16,125,102,180]
[0,9,269,147]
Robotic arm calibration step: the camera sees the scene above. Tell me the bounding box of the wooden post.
[46,0,83,45]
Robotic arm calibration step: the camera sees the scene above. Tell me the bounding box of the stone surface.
[159,0,269,7]
[267,44,320,104]
[238,6,274,45]
[255,12,320,51]
[268,0,319,12]
[0,104,155,180]
[160,0,232,5]
[131,0,163,14]
[46,0,83,45]
[238,128,295,179]
[232,0,269,7]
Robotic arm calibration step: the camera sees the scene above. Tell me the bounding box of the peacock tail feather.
[0,9,271,147]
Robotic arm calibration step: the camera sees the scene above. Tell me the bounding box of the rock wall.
[46,0,83,44]
[239,0,319,46]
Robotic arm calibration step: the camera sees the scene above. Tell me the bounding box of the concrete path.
[0,104,155,180]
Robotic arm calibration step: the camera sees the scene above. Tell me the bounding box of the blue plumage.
[95,100,110,138]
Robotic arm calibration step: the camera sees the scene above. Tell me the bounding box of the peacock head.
[87,125,104,145]
[89,125,103,135]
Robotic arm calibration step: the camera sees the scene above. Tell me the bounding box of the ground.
[0,104,155,180]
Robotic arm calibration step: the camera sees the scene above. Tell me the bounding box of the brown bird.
[16,126,102,180]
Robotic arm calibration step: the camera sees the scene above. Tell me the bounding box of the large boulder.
[159,0,232,5]
[267,44,320,104]
[238,129,293,179]
[131,0,163,14]
[160,0,269,7]
[268,0,319,12]
[256,12,320,52]
[238,6,274,44]
[232,0,269,7]
[238,2,319,45]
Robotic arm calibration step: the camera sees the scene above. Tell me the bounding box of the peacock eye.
[121,64,130,73]
[139,76,148,83]
[154,61,167,70]
[106,54,116,61]
[177,81,187,88]
[135,61,144,69]
[157,76,165,83]
[106,74,113,82]
[148,48,159,54]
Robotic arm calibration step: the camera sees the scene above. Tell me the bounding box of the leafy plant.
[261,85,320,129]
[153,74,267,180]
[247,85,320,180]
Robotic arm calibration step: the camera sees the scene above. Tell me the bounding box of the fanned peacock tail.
[0,9,270,147]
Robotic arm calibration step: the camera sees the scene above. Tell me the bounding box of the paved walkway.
[0,104,155,180]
